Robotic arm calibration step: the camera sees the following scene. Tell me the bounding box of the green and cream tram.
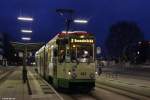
[35,31,96,90]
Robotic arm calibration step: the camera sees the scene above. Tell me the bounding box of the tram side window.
[59,49,65,63]
[45,52,48,66]
[65,47,71,62]
[54,49,57,57]
[57,39,68,63]
[51,49,57,63]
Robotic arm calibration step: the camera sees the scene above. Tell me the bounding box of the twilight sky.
[0,0,150,46]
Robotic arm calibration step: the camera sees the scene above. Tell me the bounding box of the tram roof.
[36,31,94,54]
[58,31,93,38]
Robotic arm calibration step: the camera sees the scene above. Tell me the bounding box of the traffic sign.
[96,47,101,54]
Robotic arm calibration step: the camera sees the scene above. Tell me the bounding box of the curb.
[41,78,64,100]
[28,69,64,100]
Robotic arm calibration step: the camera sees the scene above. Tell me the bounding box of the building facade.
[137,41,150,64]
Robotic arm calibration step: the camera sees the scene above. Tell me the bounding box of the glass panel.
[71,44,94,63]
[58,48,65,63]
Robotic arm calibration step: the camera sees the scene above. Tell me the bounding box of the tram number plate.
[81,72,86,76]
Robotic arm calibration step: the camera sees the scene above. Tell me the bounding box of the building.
[0,32,14,66]
[136,41,150,64]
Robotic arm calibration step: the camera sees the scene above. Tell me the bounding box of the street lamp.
[21,30,32,33]
[17,16,34,21]
[17,15,33,83]
[74,19,88,24]
[138,41,142,45]
[137,51,140,55]
[21,37,31,41]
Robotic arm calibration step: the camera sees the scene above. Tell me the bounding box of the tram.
[35,31,96,90]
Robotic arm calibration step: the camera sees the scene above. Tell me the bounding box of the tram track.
[95,83,150,100]
[59,83,150,100]
[59,87,133,100]
[59,89,134,100]
[60,91,100,100]
[69,93,99,100]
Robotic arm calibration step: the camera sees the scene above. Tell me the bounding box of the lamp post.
[22,38,30,83]
[73,19,88,24]
[21,30,32,33]
[17,15,33,83]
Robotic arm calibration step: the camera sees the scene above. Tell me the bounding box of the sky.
[0,0,150,46]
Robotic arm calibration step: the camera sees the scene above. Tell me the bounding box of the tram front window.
[71,45,94,63]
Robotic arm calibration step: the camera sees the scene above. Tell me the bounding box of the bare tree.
[105,21,144,62]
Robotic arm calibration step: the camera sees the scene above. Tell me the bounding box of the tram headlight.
[95,72,98,75]
[68,71,71,75]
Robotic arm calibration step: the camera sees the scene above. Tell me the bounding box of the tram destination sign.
[71,38,94,43]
